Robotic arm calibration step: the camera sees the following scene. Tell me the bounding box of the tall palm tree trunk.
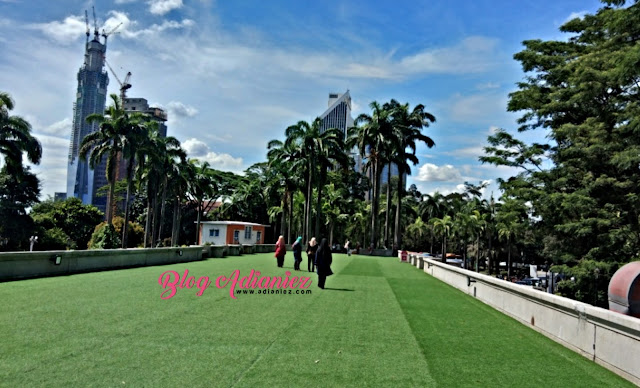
[371,160,382,249]
[314,168,325,238]
[144,199,153,248]
[171,196,180,246]
[122,158,135,248]
[476,236,481,272]
[106,178,116,225]
[394,170,403,250]
[280,196,286,237]
[487,233,493,275]
[507,236,512,278]
[195,198,202,245]
[384,163,392,248]
[156,181,168,246]
[288,191,293,243]
[305,165,313,242]
[442,236,447,263]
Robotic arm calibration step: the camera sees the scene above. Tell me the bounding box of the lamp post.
[29,235,38,252]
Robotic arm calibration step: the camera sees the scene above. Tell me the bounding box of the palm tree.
[284,118,332,242]
[82,94,131,224]
[389,101,435,251]
[348,101,393,249]
[136,132,185,247]
[188,160,215,244]
[168,158,193,246]
[431,215,453,261]
[0,92,42,176]
[267,139,304,243]
[313,126,349,238]
[120,116,158,248]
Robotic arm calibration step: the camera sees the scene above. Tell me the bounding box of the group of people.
[274,236,334,289]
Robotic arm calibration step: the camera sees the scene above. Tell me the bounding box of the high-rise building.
[123,98,168,137]
[66,27,109,213]
[319,91,363,172]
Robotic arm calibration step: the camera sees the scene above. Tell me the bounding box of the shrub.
[39,227,71,251]
[88,223,121,249]
[111,216,145,248]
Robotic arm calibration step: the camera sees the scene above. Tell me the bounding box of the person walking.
[344,239,352,256]
[275,235,286,268]
[315,238,334,289]
[292,236,303,271]
[306,237,318,272]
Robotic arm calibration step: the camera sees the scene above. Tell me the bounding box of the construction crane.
[102,22,122,48]
[105,59,132,102]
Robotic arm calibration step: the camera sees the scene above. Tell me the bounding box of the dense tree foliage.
[30,197,104,250]
[480,0,640,305]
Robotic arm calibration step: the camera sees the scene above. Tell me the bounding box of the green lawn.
[0,253,632,387]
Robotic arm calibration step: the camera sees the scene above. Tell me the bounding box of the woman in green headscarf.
[292,236,303,271]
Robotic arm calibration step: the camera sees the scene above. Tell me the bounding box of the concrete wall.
[0,247,203,282]
[1,244,283,282]
[409,254,640,385]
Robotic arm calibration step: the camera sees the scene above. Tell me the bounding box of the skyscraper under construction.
[66,19,109,213]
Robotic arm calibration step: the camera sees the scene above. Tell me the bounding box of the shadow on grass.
[323,287,355,292]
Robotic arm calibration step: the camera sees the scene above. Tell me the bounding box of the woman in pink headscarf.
[274,235,286,268]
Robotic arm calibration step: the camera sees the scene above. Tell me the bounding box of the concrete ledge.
[227,245,241,255]
[0,247,203,282]
[413,255,640,385]
[210,246,226,258]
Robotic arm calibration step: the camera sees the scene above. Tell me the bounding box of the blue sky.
[0,0,603,199]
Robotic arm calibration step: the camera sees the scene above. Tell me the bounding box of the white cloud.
[448,93,507,123]
[28,11,194,44]
[148,0,184,16]
[397,36,498,76]
[476,82,500,90]
[37,118,72,137]
[565,11,587,23]
[182,138,244,173]
[27,134,70,197]
[166,101,198,118]
[415,163,462,182]
[116,0,139,3]
[29,16,86,44]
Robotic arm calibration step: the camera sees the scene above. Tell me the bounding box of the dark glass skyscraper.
[66,28,109,213]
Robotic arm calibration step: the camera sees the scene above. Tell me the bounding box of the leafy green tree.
[480,1,640,297]
[0,91,42,175]
[0,166,39,251]
[39,227,70,251]
[30,197,104,250]
[88,223,121,249]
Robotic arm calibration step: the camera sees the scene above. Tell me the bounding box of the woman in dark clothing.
[274,235,286,268]
[306,237,318,272]
[292,236,303,270]
[315,238,333,289]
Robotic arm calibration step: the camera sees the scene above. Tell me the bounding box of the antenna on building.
[92,6,99,38]
[84,10,90,43]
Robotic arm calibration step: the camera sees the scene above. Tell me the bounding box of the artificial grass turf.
[0,253,632,387]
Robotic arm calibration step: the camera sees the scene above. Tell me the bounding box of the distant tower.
[66,10,109,213]
[319,91,353,141]
[122,98,168,137]
[319,91,363,172]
